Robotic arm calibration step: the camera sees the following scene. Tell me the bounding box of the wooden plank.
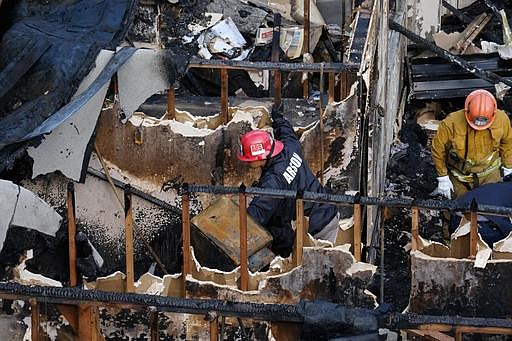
[353,203,361,261]
[124,188,135,293]
[239,191,249,291]
[166,88,175,120]
[407,329,454,341]
[272,13,282,108]
[220,68,228,124]
[78,305,103,341]
[470,204,478,259]
[411,207,419,251]
[150,307,159,341]
[57,305,79,334]
[328,72,335,103]
[182,192,191,278]
[66,182,77,287]
[452,13,491,54]
[30,299,40,341]
[303,0,310,99]
[293,198,305,266]
[210,317,219,341]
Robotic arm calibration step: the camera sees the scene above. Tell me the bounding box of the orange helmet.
[238,130,284,162]
[464,89,497,130]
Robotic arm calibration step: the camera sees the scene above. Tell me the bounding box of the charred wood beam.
[441,0,501,43]
[389,20,512,88]
[2,282,512,331]
[186,184,512,217]
[188,57,358,72]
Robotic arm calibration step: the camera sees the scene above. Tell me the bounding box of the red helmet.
[464,89,497,130]
[238,130,284,162]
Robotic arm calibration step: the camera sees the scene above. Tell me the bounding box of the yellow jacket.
[432,109,512,177]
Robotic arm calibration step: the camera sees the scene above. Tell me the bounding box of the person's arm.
[499,111,512,168]
[431,120,453,176]
[271,106,299,145]
[247,175,283,227]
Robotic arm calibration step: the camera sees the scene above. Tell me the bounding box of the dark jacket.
[247,116,338,256]
[450,182,512,246]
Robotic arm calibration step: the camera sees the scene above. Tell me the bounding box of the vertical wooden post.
[30,299,40,341]
[239,185,249,291]
[303,0,310,98]
[272,14,282,108]
[353,194,361,261]
[319,63,325,186]
[455,328,463,341]
[220,68,229,124]
[469,199,478,258]
[328,72,335,103]
[78,306,97,341]
[293,191,305,266]
[210,317,219,341]
[182,184,191,278]
[124,185,135,293]
[167,87,176,120]
[411,207,419,251]
[66,182,77,287]
[150,307,159,341]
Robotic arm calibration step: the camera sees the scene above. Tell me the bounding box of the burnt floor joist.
[390,20,512,100]
[408,54,512,99]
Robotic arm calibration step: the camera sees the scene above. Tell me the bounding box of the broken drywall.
[27,50,115,182]
[406,0,441,39]
[118,48,170,121]
[409,250,512,317]
[0,179,61,250]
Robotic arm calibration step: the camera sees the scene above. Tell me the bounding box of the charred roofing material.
[0,0,138,171]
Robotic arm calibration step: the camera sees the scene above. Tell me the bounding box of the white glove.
[503,167,512,177]
[436,175,454,199]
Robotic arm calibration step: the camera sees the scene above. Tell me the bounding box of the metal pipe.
[66,182,77,287]
[182,184,191,279]
[239,185,249,291]
[124,185,135,293]
[411,207,419,251]
[188,58,358,72]
[220,68,229,124]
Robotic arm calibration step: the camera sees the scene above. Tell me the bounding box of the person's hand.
[436,175,454,199]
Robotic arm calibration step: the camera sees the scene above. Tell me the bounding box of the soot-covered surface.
[0,0,137,170]
[371,113,442,313]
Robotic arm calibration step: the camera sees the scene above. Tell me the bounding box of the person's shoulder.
[494,109,510,121]
[443,109,465,122]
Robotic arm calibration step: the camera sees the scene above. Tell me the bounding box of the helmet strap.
[264,138,276,169]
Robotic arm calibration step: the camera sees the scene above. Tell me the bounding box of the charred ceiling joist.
[389,20,512,99]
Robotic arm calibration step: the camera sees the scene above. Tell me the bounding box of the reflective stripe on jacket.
[431,109,512,177]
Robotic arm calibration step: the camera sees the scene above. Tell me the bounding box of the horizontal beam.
[389,20,512,88]
[188,57,359,72]
[185,184,512,217]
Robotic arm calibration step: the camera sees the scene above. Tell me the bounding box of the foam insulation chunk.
[0,180,61,250]
[28,49,115,181]
[118,49,170,121]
